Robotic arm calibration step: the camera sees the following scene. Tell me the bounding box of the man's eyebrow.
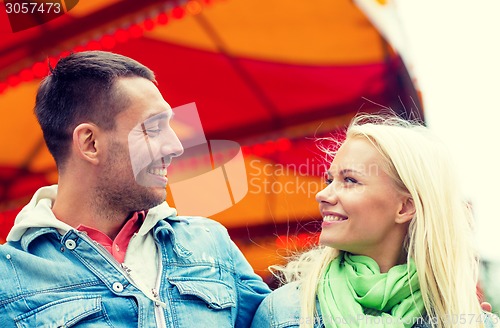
[144,111,173,121]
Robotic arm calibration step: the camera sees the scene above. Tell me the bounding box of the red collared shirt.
[77,211,145,263]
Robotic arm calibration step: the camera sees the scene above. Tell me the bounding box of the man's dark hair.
[34,51,155,169]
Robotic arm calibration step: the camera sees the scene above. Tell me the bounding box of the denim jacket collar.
[153,220,193,258]
[19,227,63,251]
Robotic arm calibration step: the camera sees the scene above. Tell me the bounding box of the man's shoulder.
[256,281,329,328]
[0,242,30,300]
[0,242,14,263]
[0,240,23,256]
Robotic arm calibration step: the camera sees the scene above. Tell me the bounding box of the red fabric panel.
[113,38,395,137]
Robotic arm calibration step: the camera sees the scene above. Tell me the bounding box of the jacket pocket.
[14,295,111,328]
[168,277,235,328]
[168,277,236,309]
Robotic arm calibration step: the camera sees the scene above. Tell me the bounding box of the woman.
[251,114,498,328]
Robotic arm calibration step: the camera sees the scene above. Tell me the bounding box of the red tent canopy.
[0,0,422,275]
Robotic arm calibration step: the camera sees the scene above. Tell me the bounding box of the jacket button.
[112,282,124,293]
[65,239,77,250]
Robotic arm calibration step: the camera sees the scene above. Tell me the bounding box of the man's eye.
[146,129,161,137]
[344,177,358,184]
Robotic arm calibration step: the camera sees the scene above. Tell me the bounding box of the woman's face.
[316,137,411,260]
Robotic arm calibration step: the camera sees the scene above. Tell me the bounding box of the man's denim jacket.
[0,216,270,327]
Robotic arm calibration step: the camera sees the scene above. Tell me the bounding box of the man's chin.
[151,187,167,204]
[133,189,166,211]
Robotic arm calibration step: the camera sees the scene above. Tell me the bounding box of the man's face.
[96,77,183,212]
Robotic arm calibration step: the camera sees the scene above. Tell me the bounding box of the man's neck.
[52,185,129,239]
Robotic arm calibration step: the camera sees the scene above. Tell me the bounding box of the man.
[0,51,270,327]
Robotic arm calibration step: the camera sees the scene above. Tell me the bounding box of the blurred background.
[0,0,498,311]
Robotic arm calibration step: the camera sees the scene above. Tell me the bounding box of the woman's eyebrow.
[339,168,365,176]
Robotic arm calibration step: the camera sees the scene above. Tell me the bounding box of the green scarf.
[318,253,424,327]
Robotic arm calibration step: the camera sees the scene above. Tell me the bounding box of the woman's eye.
[324,178,333,185]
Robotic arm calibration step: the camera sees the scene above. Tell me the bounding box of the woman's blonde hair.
[272,113,483,328]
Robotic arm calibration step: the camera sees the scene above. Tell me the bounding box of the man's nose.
[161,127,184,158]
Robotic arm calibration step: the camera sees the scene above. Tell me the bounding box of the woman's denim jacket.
[251,282,498,328]
[0,216,270,327]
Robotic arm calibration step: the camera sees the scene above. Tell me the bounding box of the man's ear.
[72,123,101,165]
[396,197,415,224]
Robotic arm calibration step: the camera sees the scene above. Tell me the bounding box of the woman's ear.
[396,197,415,224]
[72,123,100,165]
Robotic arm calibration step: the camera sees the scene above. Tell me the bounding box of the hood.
[7,185,74,242]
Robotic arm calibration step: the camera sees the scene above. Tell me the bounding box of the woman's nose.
[315,182,338,205]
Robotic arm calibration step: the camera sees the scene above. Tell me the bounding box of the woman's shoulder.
[265,282,303,323]
[269,281,302,303]
[252,281,322,328]
[253,283,431,328]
